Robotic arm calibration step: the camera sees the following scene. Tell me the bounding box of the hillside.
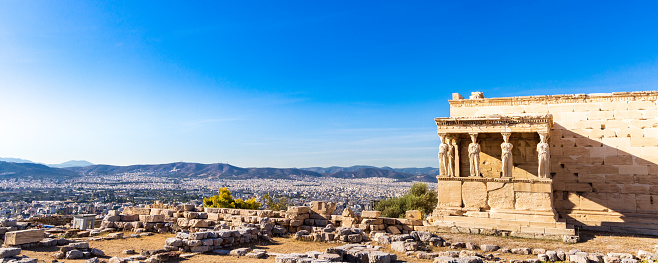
[0,161,78,179]
[327,167,435,182]
[302,165,439,178]
[0,160,436,182]
[67,162,323,179]
[48,160,94,168]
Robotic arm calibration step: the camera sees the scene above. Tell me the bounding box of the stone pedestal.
[427,177,576,241]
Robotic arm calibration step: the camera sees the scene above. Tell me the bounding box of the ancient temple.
[427,91,658,241]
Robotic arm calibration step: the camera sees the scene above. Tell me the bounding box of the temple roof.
[435,115,553,134]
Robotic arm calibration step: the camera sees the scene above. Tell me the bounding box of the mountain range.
[0,158,94,168]
[0,159,438,182]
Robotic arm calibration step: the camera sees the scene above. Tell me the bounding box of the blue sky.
[1,1,658,167]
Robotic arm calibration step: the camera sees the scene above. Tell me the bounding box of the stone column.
[468,133,481,177]
[501,132,513,177]
[438,133,449,177]
[447,137,455,177]
[452,136,460,177]
[537,132,550,178]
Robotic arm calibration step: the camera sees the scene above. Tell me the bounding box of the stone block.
[438,181,462,207]
[487,182,514,209]
[607,193,637,213]
[387,226,401,234]
[4,229,44,245]
[207,213,222,221]
[636,194,658,213]
[132,208,151,215]
[515,192,552,211]
[0,247,21,258]
[579,193,608,211]
[514,182,552,193]
[310,201,336,215]
[462,181,488,209]
[619,164,649,175]
[287,206,310,214]
[120,214,139,222]
[139,215,165,223]
[406,210,422,220]
[361,210,381,218]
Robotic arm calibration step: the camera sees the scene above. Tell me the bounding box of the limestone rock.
[0,247,21,258]
[66,249,84,259]
[4,229,44,245]
[91,248,105,257]
[480,244,499,252]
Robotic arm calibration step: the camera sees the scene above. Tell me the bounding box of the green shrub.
[374,182,437,218]
[203,187,261,209]
[261,193,291,211]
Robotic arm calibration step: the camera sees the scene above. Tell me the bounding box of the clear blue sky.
[1,1,658,167]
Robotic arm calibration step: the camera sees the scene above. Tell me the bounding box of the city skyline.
[2,1,658,168]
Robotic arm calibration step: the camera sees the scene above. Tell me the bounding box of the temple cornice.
[448,91,658,107]
[435,115,553,134]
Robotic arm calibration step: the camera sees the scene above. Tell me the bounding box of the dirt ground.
[18,230,658,263]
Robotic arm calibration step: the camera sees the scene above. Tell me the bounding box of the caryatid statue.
[447,137,455,177]
[438,134,449,177]
[537,133,550,178]
[501,133,513,177]
[468,133,481,177]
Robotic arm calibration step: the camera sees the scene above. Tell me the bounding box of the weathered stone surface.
[0,247,21,258]
[91,248,105,257]
[391,241,406,252]
[546,251,559,261]
[287,206,310,214]
[462,181,488,209]
[406,210,422,220]
[229,248,252,257]
[5,229,44,245]
[434,256,460,263]
[139,215,165,223]
[570,254,590,263]
[387,226,401,234]
[165,237,183,247]
[486,182,514,209]
[66,249,84,259]
[437,181,462,207]
[480,244,499,252]
[515,192,553,211]
[361,211,381,218]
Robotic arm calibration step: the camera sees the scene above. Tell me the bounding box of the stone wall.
[448,91,658,234]
[103,202,425,237]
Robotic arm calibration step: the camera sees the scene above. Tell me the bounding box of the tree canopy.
[374,182,437,218]
[203,187,260,210]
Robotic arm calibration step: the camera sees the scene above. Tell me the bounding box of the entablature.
[435,115,553,134]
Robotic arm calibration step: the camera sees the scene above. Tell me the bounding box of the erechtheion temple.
[427,91,658,241]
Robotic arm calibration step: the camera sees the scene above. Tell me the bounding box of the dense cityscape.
[0,174,435,220]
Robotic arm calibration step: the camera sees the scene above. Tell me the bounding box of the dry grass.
[436,230,657,254]
[18,230,658,263]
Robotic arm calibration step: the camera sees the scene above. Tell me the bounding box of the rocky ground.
[12,230,658,263]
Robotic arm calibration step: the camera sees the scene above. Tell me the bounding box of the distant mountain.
[327,168,435,182]
[0,157,35,164]
[48,160,94,168]
[0,161,78,179]
[66,162,323,180]
[67,162,435,181]
[0,160,436,182]
[301,166,440,176]
[302,165,379,174]
[390,167,440,175]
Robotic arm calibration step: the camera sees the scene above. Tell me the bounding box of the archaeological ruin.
[427,91,658,240]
